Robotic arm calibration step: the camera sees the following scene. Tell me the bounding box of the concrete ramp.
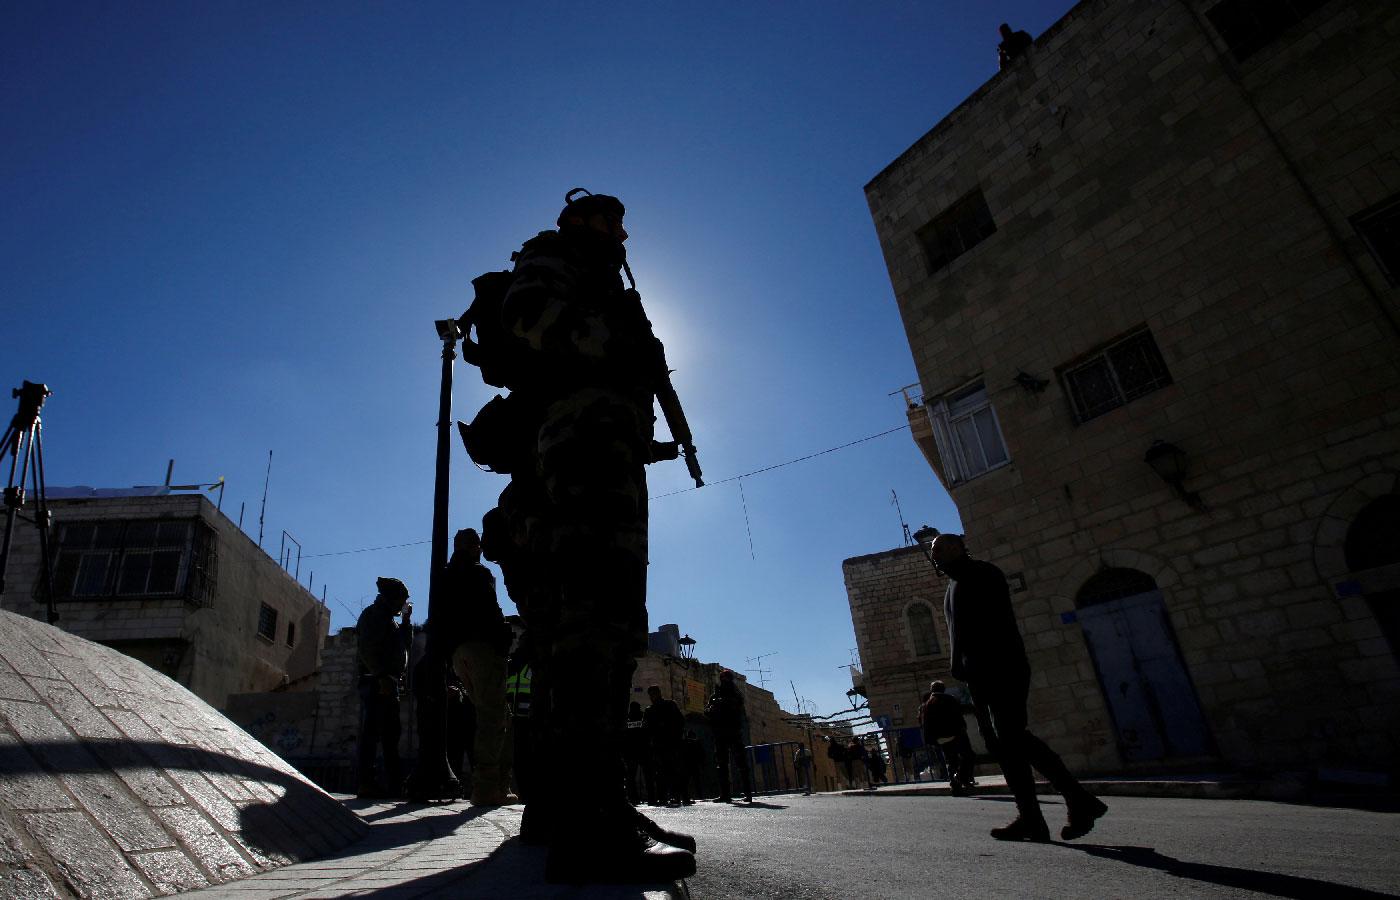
[0,609,367,898]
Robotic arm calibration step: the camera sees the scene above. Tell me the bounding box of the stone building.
[862,0,1400,776]
[1,491,329,711]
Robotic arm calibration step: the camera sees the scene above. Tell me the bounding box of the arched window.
[1077,567,1157,608]
[907,603,940,657]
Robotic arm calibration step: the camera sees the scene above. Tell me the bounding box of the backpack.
[459,270,519,390]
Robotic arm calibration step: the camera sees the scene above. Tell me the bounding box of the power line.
[300,421,913,560]
[652,422,911,499]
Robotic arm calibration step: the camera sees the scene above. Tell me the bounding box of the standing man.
[645,685,686,805]
[920,680,977,794]
[997,22,1034,69]
[932,533,1107,841]
[500,190,694,881]
[706,670,753,803]
[438,527,513,806]
[355,577,413,799]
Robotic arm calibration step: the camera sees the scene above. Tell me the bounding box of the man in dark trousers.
[706,670,753,803]
[645,685,686,804]
[438,527,513,806]
[932,533,1107,841]
[920,680,977,794]
[355,577,413,798]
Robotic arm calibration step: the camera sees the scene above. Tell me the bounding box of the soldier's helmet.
[558,187,625,227]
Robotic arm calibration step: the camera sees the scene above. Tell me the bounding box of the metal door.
[1078,590,1212,762]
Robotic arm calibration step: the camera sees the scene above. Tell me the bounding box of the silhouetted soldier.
[997,22,1033,69]
[706,670,753,803]
[624,701,653,805]
[355,577,412,798]
[932,533,1107,841]
[503,634,533,802]
[498,191,694,881]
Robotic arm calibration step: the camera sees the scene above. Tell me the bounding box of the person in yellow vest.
[504,642,533,802]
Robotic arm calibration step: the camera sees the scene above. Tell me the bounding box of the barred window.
[1353,194,1400,287]
[1061,330,1172,424]
[257,603,278,642]
[1205,0,1331,62]
[916,188,997,275]
[53,519,197,599]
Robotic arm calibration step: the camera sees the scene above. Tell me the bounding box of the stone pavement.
[184,798,686,899]
[839,771,1323,802]
[0,609,365,899]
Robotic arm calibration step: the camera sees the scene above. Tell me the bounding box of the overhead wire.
[300,421,913,560]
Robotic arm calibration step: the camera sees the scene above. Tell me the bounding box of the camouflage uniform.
[500,223,659,836]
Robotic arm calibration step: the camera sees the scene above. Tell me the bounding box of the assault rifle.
[622,286,704,488]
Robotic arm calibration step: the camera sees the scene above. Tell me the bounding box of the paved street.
[644,793,1400,899]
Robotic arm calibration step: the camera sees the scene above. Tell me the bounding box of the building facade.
[1,492,329,710]
[863,0,1400,775]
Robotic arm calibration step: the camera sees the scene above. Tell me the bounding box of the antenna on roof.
[258,450,271,548]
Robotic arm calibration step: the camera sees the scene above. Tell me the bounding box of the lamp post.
[678,634,697,660]
[406,318,465,803]
[1145,439,1207,512]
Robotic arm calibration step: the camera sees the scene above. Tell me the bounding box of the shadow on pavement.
[1065,843,1396,899]
[349,835,685,899]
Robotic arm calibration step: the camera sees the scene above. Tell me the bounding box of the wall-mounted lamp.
[1145,439,1207,512]
[678,633,697,660]
[1013,371,1049,394]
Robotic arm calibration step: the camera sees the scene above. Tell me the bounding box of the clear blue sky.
[4,1,1073,719]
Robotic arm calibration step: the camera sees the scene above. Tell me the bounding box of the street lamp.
[406,318,464,803]
[1144,439,1207,512]
[678,634,697,660]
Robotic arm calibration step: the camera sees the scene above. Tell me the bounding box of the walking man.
[706,670,753,803]
[920,680,977,794]
[932,533,1107,841]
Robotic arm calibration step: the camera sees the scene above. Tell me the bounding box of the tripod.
[0,381,58,624]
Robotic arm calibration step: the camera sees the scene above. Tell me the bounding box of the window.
[1061,329,1172,424]
[257,603,278,642]
[1204,0,1332,62]
[907,603,941,657]
[926,381,1010,485]
[286,621,297,648]
[1352,194,1400,287]
[916,188,997,275]
[52,519,197,600]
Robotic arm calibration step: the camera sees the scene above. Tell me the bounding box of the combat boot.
[630,805,697,853]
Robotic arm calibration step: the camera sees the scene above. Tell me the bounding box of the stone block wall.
[865,0,1400,773]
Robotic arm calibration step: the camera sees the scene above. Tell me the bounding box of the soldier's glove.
[649,440,681,463]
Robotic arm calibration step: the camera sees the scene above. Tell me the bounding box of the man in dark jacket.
[436,527,513,806]
[933,533,1106,842]
[706,670,753,803]
[645,685,686,804]
[920,680,976,793]
[355,577,413,798]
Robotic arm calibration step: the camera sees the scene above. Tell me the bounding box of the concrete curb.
[837,774,1312,803]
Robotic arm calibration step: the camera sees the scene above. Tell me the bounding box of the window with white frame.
[926,381,1010,485]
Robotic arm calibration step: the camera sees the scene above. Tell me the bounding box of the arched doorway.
[1344,494,1400,660]
[1076,567,1213,763]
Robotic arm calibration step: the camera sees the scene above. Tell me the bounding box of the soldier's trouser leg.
[454,641,509,798]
